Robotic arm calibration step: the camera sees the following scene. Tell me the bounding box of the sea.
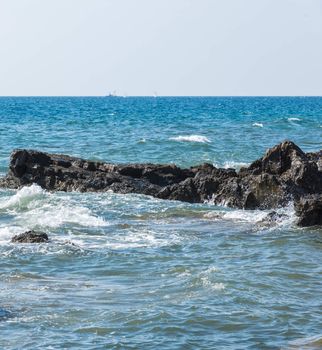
[0,97,322,349]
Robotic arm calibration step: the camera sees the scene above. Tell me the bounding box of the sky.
[0,0,321,96]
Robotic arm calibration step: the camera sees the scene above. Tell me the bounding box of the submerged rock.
[11,230,49,243]
[0,141,321,227]
[0,308,12,321]
[256,210,289,228]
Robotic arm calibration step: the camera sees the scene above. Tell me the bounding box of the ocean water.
[0,97,321,349]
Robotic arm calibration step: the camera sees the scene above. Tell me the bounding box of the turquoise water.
[0,97,322,349]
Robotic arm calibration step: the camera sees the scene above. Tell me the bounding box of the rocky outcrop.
[295,194,322,227]
[11,231,49,243]
[0,141,321,226]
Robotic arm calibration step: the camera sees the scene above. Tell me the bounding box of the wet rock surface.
[295,194,322,227]
[11,231,49,243]
[0,141,321,226]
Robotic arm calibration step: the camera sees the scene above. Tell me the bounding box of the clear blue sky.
[0,0,321,96]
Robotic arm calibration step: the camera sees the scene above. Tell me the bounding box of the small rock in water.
[11,230,49,243]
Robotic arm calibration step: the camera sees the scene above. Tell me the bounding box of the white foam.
[0,226,21,244]
[199,266,225,291]
[204,209,268,223]
[97,228,181,250]
[223,161,249,169]
[252,122,263,128]
[19,203,107,228]
[0,184,45,210]
[204,202,296,227]
[202,280,225,291]
[288,117,301,121]
[0,185,108,233]
[169,135,211,143]
[213,161,249,170]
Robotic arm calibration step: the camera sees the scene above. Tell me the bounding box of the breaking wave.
[204,202,296,228]
[213,161,250,170]
[0,184,45,210]
[169,135,211,143]
[252,122,263,128]
[0,184,108,243]
[287,117,301,122]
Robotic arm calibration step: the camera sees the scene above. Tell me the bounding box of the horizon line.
[0,95,322,98]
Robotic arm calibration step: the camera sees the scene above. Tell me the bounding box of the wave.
[204,209,267,223]
[0,185,108,240]
[0,226,19,244]
[284,334,322,349]
[20,202,107,229]
[191,266,225,291]
[214,161,250,170]
[169,135,211,143]
[288,117,301,122]
[0,184,45,210]
[252,122,263,128]
[204,203,296,228]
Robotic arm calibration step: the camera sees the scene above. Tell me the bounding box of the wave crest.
[0,184,45,210]
[0,185,108,235]
[288,117,301,122]
[169,135,211,143]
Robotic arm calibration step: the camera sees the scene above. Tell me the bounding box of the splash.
[204,202,296,227]
[204,209,268,223]
[213,161,250,170]
[0,184,45,210]
[21,203,107,228]
[0,185,108,233]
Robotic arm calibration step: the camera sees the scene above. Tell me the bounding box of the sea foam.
[252,122,263,128]
[21,203,107,229]
[213,161,250,170]
[0,184,107,232]
[169,135,211,143]
[0,184,45,210]
[288,117,301,122]
[204,202,296,227]
[204,209,268,223]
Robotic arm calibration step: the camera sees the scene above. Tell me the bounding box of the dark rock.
[0,140,321,227]
[295,195,322,227]
[11,230,49,243]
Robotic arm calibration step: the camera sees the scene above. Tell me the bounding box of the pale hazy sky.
[0,0,321,96]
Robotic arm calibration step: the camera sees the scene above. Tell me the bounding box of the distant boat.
[106,90,117,97]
